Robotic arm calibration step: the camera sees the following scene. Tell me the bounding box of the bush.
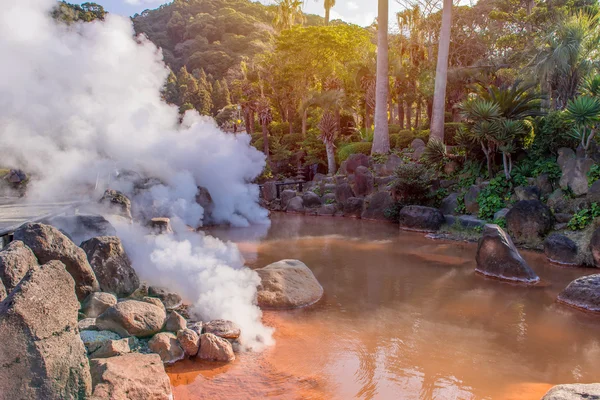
[337,142,372,162]
[531,111,577,156]
[589,164,600,186]
[252,136,273,152]
[389,124,403,134]
[281,133,304,149]
[477,176,511,220]
[444,122,463,145]
[250,132,263,143]
[416,129,430,143]
[268,121,290,137]
[391,162,432,205]
[568,203,600,230]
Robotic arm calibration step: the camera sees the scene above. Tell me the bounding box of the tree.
[274,0,305,31]
[324,0,336,25]
[318,111,338,174]
[372,0,390,155]
[257,97,273,164]
[429,0,452,143]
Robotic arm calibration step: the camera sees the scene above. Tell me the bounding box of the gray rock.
[78,318,98,331]
[261,181,277,202]
[286,196,305,213]
[198,333,235,362]
[558,274,600,312]
[177,328,200,357]
[587,180,600,203]
[45,214,116,245]
[514,185,541,201]
[0,240,38,293]
[559,150,594,196]
[148,286,182,310]
[361,191,393,221]
[455,215,486,228]
[464,185,481,215]
[99,189,133,220]
[82,292,118,318]
[506,200,554,241]
[535,173,554,196]
[589,227,600,268]
[555,213,573,223]
[548,189,568,212]
[494,208,510,220]
[544,234,578,265]
[90,338,131,359]
[302,191,322,208]
[375,176,394,191]
[321,193,336,204]
[196,186,214,217]
[148,332,185,364]
[411,138,425,150]
[317,204,337,216]
[440,193,459,216]
[165,311,186,333]
[557,147,575,169]
[80,330,122,354]
[343,197,364,218]
[384,154,403,175]
[335,183,355,204]
[187,321,203,336]
[351,166,375,197]
[0,280,5,302]
[147,218,173,234]
[343,153,370,175]
[81,236,139,298]
[0,261,92,399]
[398,206,445,232]
[96,300,166,337]
[280,189,296,208]
[475,224,540,284]
[542,383,600,400]
[203,319,241,339]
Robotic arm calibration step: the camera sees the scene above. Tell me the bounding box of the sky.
[81,0,405,28]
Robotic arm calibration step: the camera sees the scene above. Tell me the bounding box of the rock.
[446,215,486,229]
[81,236,139,298]
[506,200,554,241]
[149,332,185,364]
[321,193,336,204]
[0,261,92,399]
[312,173,327,183]
[148,286,182,309]
[82,292,118,318]
[165,311,187,332]
[535,173,554,196]
[557,147,575,169]
[177,328,200,357]
[559,150,594,196]
[261,181,277,202]
[548,189,568,212]
[343,197,364,218]
[196,186,213,211]
[128,282,148,300]
[45,214,116,245]
[99,189,133,220]
[558,274,600,312]
[0,280,5,301]
[90,338,131,359]
[198,333,235,362]
[464,185,481,215]
[335,182,355,204]
[255,259,323,309]
[351,166,375,197]
[142,296,166,311]
[542,383,600,400]
[90,353,172,400]
[494,208,510,220]
[280,189,296,208]
[79,318,98,331]
[475,224,540,284]
[344,153,370,175]
[514,185,541,201]
[5,168,27,183]
[443,160,459,175]
[147,218,173,234]
[361,191,393,221]
[398,206,445,232]
[203,319,241,339]
[555,213,573,223]
[0,240,38,292]
[544,233,578,265]
[13,222,100,301]
[187,321,203,336]
[411,138,425,150]
[302,191,322,208]
[590,227,600,267]
[587,180,600,203]
[375,176,394,191]
[384,154,403,175]
[80,330,122,354]
[412,146,425,161]
[440,193,459,216]
[96,300,166,337]
[286,196,304,213]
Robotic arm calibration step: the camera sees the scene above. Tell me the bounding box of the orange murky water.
[168,214,600,399]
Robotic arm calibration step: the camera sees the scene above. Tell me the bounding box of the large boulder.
[13,222,100,301]
[90,353,172,400]
[559,148,595,196]
[261,181,277,202]
[177,328,200,357]
[558,274,600,312]
[0,240,38,292]
[280,189,296,208]
[506,200,554,241]
[475,224,540,284]
[147,218,173,235]
[351,166,375,197]
[90,338,131,359]
[302,191,322,208]
[148,332,185,364]
[361,191,393,221]
[590,227,600,268]
[286,196,304,213]
[342,153,370,175]
[96,300,166,337]
[80,330,122,354]
[544,234,578,266]
[398,206,445,232]
[255,259,323,309]
[45,214,116,245]
[198,333,235,362]
[99,189,133,221]
[440,193,459,216]
[542,383,600,400]
[588,180,600,203]
[317,204,337,216]
[535,173,554,196]
[165,311,186,332]
[343,197,364,218]
[464,185,481,215]
[147,286,182,310]
[81,236,139,298]
[514,185,541,201]
[0,261,92,399]
[335,182,355,204]
[82,292,118,318]
[203,319,241,339]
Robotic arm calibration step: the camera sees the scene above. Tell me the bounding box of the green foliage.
[371,153,388,164]
[394,130,416,148]
[337,142,372,162]
[588,164,600,186]
[384,202,403,223]
[568,203,600,230]
[389,125,403,134]
[492,218,507,229]
[391,163,432,205]
[477,176,511,220]
[52,1,106,23]
[454,192,466,214]
[281,133,304,148]
[325,198,336,205]
[565,96,600,150]
[513,157,562,181]
[422,138,448,171]
[444,122,463,145]
[531,111,577,155]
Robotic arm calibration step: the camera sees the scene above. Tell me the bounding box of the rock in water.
[361,191,393,221]
[475,224,540,284]
[82,292,118,318]
[177,328,200,357]
[398,206,445,232]
[255,259,323,309]
[198,333,235,362]
[203,319,241,339]
[13,222,100,301]
[99,189,133,221]
[148,332,185,364]
[0,240,38,292]
[0,261,92,399]
[558,274,600,312]
[90,353,172,400]
[542,383,600,399]
[544,234,578,266]
[506,200,554,241]
[96,300,166,337]
[80,236,140,298]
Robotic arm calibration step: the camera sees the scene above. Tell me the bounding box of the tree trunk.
[365,104,371,132]
[249,110,255,134]
[371,0,390,155]
[335,108,341,135]
[389,96,395,123]
[426,99,433,125]
[325,7,331,25]
[406,101,412,130]
[397,100,404,129]
[302,108,308,137]
[262,122,270,165]
[244,111,251,135]
[430,0,452,143]
[288,106,294,135]
[415,100,421,128]
[325,141,336,175]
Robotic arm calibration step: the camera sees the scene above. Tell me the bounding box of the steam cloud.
[0,0,273,347]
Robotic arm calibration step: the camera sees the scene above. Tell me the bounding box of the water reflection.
[171,214,600,400]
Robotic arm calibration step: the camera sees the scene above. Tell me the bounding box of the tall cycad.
[274,0,305,31]
[318,111,338,175]
[460,99,501,178]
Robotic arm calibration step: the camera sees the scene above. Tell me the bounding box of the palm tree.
[274,0,305,31]
[429,0,453,143]
[372,0,390,155]
[323,0,336,25]
[318,111,338,174]
[257,97,273,165]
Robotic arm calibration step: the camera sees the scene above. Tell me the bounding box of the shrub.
[477,176,511,220]
[395,130,415,148]
[250,132,263,143]
[384,202,403,222]
[268,121,290,137]
[391,162,432,205]
[444,122,463,145]
[568,203,600,230]
[252,136,273,153]
[337,142,372,162]
[389,124,403,134]
[416,129,430,143]
[531,111,577,156]
[589,164,600,186]
[281,133,304,148]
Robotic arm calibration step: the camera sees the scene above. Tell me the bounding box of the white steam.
[0,0,273,347]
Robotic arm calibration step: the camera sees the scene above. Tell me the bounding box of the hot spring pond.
[167,213,600,399]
